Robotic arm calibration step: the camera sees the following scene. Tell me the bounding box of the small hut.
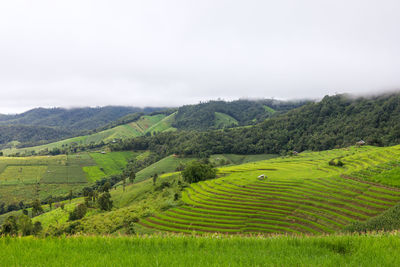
[258,174,267,180]
[356,140,366,146]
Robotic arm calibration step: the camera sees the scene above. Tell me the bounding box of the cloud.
[0,0,399,113]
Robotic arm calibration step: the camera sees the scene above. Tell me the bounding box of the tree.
[33,221,42,235]
[69,204,87,221]
[101,182,111,192]
[48,197,53,210]
[1,216,18,236]
[128,170,135,184]
[97,192,113,211]
[18,215,33,236]
[153,173,158,186]
[31,199,43,217]
[182,161,217,183]
[69,190,73,203]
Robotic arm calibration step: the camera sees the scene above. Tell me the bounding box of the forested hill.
[0,106,164,149]
[112,93,400,156]
[0,106,162,131]
[0,125,76,148]
[172,99,308,130]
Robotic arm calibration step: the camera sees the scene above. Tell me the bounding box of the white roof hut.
[258,174,267,180]
[356,140,366,146]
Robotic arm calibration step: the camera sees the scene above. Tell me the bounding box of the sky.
[0,0,400,114]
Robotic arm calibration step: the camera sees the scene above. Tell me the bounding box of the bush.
[69,204,87,221]
[97,192,113,211]
[1,216,18,236]
[182,161,217,183]
[329,159,344,167]
[33,221,42,235]
[18,215,33,236]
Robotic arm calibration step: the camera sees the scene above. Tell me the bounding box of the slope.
[140,145,400,234]
[2,114,175,156]
[123,93,400,157]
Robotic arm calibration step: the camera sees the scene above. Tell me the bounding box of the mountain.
[0,125,76,149]
[0,106,165,149]
[172,99,308,130]
[0,106,163,131]
[2,99,307,154]
[114,93,400,156]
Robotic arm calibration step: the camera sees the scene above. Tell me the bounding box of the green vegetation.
[141,145,400,234]
[2,114,172,156]
[83,151,134,181]
[1,234,400,266]
[172,99,306,130]
[0,152,135,206]
[134,155,196,183]
[346,202,400,233]
[214,112,238,128]
[118,93,400,156]
[263,105,276,113]
[0,107,157,149]
[209,154,277,166]
[182,160,216,183]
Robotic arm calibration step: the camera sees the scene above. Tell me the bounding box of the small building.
[258,174,267,180]
[356,140,366,146]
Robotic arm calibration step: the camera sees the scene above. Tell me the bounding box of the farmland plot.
[141,145,400,234]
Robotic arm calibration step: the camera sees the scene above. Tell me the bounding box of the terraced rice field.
[140,145,400,234]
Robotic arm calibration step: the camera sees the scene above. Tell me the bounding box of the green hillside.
[135,155,195,183]
[123,93,400,157]
[146,113,177,134]
[0,151,136,206]
[21,144,400,237]
[214,112,238,128]
[140,145,400,234]
[2,114,173,156]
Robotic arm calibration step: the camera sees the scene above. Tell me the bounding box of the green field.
[214,112,238,128]
[83,151,135,181]
[1,114,175,156]
[1,234,400,266]
[0,152,135,205]
[135,155,197,182]
[140,145,400,234]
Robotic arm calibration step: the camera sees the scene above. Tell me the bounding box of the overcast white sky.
[0,0,400,114]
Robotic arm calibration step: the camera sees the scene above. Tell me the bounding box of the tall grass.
[0,233,400,266]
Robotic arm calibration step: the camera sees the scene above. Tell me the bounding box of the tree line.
[110,93,400,156]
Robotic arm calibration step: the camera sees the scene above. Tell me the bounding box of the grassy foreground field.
[1,233,400,266]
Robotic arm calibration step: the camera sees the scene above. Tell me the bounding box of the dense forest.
[111,93,400,156]
[0,125,76,148]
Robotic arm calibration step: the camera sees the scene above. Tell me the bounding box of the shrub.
[97,192,113,211]
[182,160,216,183]
[329,159,344,167]
[18,215,33,236]
[69,204,87,221]
[1,216,18,236]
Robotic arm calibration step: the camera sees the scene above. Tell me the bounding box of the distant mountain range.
[0,99,308,152]
[0,106,163,130]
